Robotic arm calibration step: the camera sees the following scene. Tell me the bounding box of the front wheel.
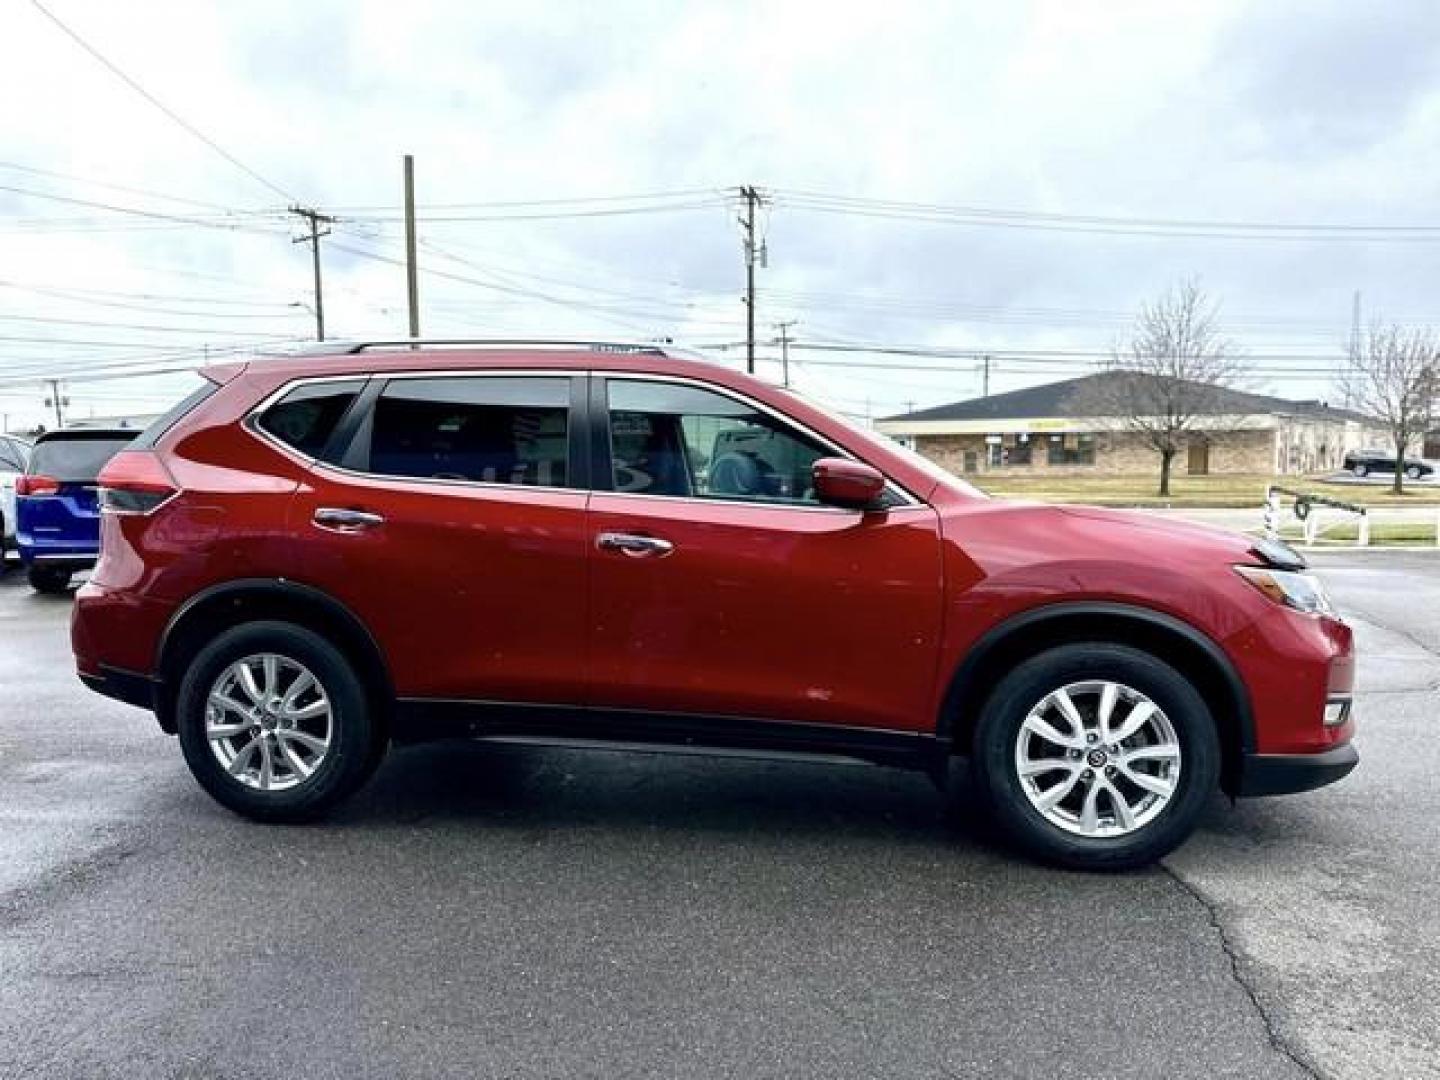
[176,621,382,822]
[970,643,1220,871]
[1351,462,1369,477]
[1405,465,1423,480]
[27,566,72,594]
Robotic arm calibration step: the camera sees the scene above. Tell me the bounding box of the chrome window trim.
[245,368,926,509]
[246,370,580,495]
[599,371,922,508]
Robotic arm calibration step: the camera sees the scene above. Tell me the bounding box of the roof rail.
[305,338,670,356]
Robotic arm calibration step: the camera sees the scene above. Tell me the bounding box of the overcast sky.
[3,0,1440,431]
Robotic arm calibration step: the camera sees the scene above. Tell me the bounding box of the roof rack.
[298,338,670,356]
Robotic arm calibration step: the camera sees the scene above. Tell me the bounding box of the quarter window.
[257,380,364,457]
[607,380,828,504]
[367,376,569,487]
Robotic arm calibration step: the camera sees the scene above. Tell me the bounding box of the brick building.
[876,373,1383,478]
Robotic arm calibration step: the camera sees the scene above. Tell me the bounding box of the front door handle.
[597,531,674,557]
[314,507,385,531]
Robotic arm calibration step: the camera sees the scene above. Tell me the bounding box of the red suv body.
[72,342,1356,869]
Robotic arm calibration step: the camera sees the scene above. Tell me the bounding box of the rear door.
[586,375,945,733]
[286,372,591,704]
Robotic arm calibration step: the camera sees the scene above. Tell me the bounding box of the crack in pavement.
[1162,864,1323,1080]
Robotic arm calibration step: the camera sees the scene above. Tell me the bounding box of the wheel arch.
[939,601,1254,791]
[155,578,393,735]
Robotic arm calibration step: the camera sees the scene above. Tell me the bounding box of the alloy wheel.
[1013,679,1181,838]
[205,653,333,792]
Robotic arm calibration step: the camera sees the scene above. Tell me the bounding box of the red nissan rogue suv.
[72,341,1357,869]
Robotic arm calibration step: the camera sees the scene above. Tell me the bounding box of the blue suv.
[17,428,133,593]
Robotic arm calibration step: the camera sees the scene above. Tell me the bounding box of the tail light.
[97,451,179,515]
[15,475,60,496]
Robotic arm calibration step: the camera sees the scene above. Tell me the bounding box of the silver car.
[1,434,31,553]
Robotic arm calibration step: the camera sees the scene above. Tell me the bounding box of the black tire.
[27,566,72,594]
[969,643,1220,871]
[1405,465,1422,480]
[1352,463,1368,477]
[176,621,382,822]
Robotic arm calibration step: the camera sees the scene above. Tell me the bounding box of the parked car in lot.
[71,342,1357,869]
[1343,448,1434,479]
[1,433,31,555]
[18,428,134,593]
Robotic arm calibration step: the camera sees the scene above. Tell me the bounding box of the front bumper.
[1237,741,1359,796]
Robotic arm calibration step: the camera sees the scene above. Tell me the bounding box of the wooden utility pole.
[289,206,333,341]
[739,186,765,374]
[404,154,420,340]
[775,320,797,386]
[982,354,992,397]
[45,379,64,428]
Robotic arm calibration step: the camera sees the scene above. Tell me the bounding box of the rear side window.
[367,376,569,487]
[256,380,365,457]
[29,434,134,481]
[131,381,218,450]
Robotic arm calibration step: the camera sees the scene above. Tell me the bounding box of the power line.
[775,189,1440,242]
[325,188,725,213]
[29,0,296,203]
[0,313,298,336]
[0,160,236,212]
[0,183,290,236]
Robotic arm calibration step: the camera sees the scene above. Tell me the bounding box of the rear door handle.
[314,507,385,531]
[597,531,674,557]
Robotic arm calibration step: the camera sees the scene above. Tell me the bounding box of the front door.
[586,376,944,733]
[289,372,590,704]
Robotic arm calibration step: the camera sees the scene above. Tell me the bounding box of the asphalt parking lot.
[2,553,1438,1079]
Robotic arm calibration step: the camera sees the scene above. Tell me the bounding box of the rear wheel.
[176,621,382,822]
[27,566,72,594]
[970,643,1219,871]
[1352,462,1369,477]
[1405,465,1423,480]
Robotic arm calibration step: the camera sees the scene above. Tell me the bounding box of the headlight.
[1234,566,1335,615]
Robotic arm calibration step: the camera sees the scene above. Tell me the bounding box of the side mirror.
[812,457,886,510]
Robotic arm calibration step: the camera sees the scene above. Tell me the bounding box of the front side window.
[367,376,569,487]
[607,379,827,504]
[257,380,364,457]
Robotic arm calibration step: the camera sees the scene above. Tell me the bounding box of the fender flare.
[156,577,394,711]
[937,600,1256,755]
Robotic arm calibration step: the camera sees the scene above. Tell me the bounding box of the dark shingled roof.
[882,371,1370,424]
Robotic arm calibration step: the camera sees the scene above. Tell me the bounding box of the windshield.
[29,434,134,482]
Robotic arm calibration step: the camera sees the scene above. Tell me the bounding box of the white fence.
[1263,485,1440,548]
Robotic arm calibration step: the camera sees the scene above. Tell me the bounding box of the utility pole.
[739,186,766,374]
[404,154,421,341]
[289,206,334,341]
[44,379,65,428]
[774,320,797,386]
[982,355,992,397]
[1349,290,1363,359]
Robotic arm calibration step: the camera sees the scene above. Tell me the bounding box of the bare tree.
[1075,280,1241,496]
[1340,324,1439,494]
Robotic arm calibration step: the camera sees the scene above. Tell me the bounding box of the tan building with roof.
[876,373,1384,478]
